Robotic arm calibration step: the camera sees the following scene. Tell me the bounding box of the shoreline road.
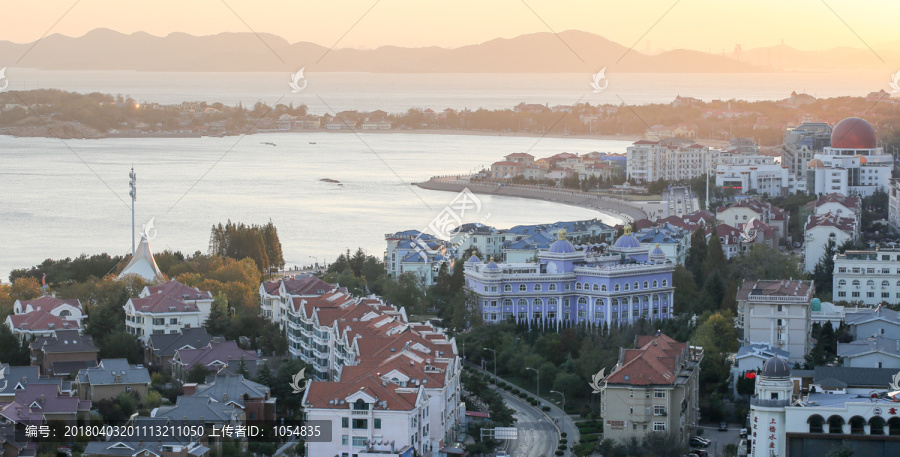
[494,387,559,457]
[416,177,647,223]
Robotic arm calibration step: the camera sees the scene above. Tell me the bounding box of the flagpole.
[129,167,137,255]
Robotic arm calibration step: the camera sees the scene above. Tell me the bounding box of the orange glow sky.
[1,0,897,52]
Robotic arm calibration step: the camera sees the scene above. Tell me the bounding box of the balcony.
[750,397,791,408]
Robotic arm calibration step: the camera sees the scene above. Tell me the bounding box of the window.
[614,284,620,292]
[593,284,599,291]
[534,298,543,306]
[549,284,557,291]
[575,282,582,290]
[342,435,349,445]
[883,281,890,288]
[352,419,368,429]
[838,291,846,297]
[342,417,349,428]
[153,318,164,326]
[519,284,527,292]
[852,280,860,286]
[352,436,367,446]
[624,283,630,291]
[548,298,558,306]
[534,284,542,292]
[578,297,587,305]
[374,419,382,429]
[601,284,608,292]
[653,422,666,432]
[662,280,668,287]
[838,279,846,287]
[502,299,512,307]
[654,405,666,416]
[643,281,649,289]
[634,282,639,290]
[654,390,666,398]
[629,390,634,398]
[504,284,511,292]
[777,305,783,312]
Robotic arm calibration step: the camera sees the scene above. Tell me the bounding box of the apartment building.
[833,249,900,306]
[600,333,703,445]
[736,280,815,363]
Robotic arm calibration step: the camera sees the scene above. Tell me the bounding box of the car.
[690,450,709,457]
[740,428,748,438]
[496,452,510,457]
[719,421,728,431]
[689,437,710,447]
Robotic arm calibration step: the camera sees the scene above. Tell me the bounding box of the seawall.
[415,176,647,223]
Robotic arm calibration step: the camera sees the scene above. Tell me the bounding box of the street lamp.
[483,347,497,376]
[550,390,566,411]
[526,367,540,399]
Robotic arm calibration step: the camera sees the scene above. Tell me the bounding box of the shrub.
[558,444,567,450]
[542,406,551,412]
[561,432,567,438]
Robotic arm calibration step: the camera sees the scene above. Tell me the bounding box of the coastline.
[415,176,647,223]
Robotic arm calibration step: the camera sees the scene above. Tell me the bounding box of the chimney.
[40,395,45,403]
[183,383,197,395]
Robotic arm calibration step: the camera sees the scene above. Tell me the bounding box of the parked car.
[691,450,709,457]
[719,421,729,431]
[689,436,711,447]
[740,428,748,438]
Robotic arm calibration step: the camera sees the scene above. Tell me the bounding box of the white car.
[496,452,510,457]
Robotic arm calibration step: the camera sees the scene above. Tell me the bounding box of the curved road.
[494,388,559,457]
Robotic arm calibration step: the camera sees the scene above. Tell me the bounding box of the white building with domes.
[749,355,900,457]
[806,117,891,197]
[464,226,675,330]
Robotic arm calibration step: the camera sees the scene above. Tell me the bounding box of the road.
[495,388,559,457]
[694,423,741,457]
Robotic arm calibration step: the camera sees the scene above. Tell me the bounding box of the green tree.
[100,331,144,364]
[641,431,687,457]
[702,232,727,278]
[186,364,210,384]
[731,244,803,281]
[813,239,838,294]
[673,265,702,315]
[686,228,708,285]
[0,324,30,365]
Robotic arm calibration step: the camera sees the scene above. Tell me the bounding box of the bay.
[0,132,630,280]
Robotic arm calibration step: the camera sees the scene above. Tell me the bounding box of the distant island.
[0,28,897,73]
[1,88,899,147]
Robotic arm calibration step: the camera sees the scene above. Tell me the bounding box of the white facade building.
[804,213,858,273]
[834,249,900,306]
[124,280,212,343]
[806,117,890,197]
[715,163,792,196]
[736,280,815,364]
[626,140,721,183]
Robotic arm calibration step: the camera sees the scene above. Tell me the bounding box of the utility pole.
[129,167,137,255]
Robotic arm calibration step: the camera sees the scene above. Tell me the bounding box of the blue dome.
[650,246,666,256]
[613,235,641,249]
[467,255,480,263]
[485,261,500,270]
[548,239,576,254]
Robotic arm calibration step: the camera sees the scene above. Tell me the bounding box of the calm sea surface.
[4,70,888,112]
[0,132,631,280]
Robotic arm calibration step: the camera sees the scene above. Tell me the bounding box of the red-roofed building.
[124,280,213,343]
[7,296,85,340]
[259,276,338,324]
[600,333,703,445]
[490,161,523,179]
[803,212,859,273]
[716,199,788,242]
[301,319,461,457]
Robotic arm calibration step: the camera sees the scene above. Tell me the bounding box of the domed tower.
[749,356,792,457]
[649,244,667,264]
[610,224,649,262]
[539,228,581,274]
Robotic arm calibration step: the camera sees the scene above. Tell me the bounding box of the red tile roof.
[7,312,79,332]
[606,334,688,386]
[146,280,212,301]
[263,276,336,297]
[175,340,259,370]
[16,296,82,313]
[130,294,199,314]
[805,212,857,233]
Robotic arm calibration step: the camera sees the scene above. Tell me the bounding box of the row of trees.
[208,220,284,273]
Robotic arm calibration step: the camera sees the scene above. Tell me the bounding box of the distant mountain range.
[0,28,896,73]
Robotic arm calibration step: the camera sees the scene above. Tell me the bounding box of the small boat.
[309,142,317,145]
[260,141,276,146]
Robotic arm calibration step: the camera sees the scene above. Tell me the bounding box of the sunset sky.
[1,0,897,52]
